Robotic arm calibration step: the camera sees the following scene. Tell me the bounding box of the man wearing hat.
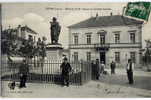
[60,57,72,87]
[19,59,29,88]
[126,59,134,84]
[95,59,101,80]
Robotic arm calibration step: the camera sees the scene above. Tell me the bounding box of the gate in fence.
[1,60,92,85]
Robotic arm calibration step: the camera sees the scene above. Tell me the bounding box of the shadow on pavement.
[98,74,151,90]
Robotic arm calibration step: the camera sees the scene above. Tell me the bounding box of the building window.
[87,34,91,44]
[74,35,78,45]
[115,52,120,63]
[28,35,32,38]
[21,31,26,39]
[130,52,136,63]
[73,52,78,61]
[115,33,120,43]
[86,52,91,61]
[100,35,105,44]
[130,33,135,43]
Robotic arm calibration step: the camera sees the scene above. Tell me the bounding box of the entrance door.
[100,52,106,64]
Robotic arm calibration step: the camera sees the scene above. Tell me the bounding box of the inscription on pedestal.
[46,51,57,60]
[46,44,63,60]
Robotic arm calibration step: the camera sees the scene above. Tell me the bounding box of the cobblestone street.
[2,68,151,98]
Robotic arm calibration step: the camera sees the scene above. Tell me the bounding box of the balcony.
[69,44,94,49]
[69,43,110,50]
[94,43,110,51]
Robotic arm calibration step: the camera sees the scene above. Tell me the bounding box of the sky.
[1,2,151,48]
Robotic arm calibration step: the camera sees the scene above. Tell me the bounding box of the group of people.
[16,57,134,89]
[91,59,105,80]
[92,58,134,85]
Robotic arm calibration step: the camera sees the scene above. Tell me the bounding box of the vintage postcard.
[1,2,151,98]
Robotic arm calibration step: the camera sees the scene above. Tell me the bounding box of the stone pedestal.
[46,44,63,60]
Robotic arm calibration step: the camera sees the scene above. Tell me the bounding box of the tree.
[144,39,151,71]
[2,27,47,67]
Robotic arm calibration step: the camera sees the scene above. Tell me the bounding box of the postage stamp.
[125,2,151,21]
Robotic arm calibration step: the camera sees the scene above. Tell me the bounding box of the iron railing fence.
[1,60,92,86]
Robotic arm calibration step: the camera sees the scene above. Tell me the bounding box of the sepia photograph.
[0,1,151,98]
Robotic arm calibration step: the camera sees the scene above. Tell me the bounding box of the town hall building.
[68,14,143,67]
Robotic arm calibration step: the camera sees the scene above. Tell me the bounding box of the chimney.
[110,12,113,16]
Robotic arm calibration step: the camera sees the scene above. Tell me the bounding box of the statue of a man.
[50,17,61,44]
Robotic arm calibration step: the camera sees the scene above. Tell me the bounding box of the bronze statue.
[50,17,61,44]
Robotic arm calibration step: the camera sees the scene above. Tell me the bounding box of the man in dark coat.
[110,61,116,74]
[60,57,72,87]
[19,59,29,88]
[95,59,101,80]
[91,60,96,80]
[126,59,134,84]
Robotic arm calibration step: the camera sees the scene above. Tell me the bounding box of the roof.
[3,25,38,35]
[68,15,144,28]
[21,25,38,34]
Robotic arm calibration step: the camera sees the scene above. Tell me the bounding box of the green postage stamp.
[125,2,151,21]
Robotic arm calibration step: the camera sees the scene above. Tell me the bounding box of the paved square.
[2,68,151,98]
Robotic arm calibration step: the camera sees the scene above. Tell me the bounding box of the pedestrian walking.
[100,61,105,75]
[110,61,116,74]
[126,59,134,84]
[95,59,101,80]
[19,59,29,88]
[60,57,72,87]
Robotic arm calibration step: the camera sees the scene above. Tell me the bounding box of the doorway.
[100,52,106,64]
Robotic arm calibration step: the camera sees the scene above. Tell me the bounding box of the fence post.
[80,60,84,85]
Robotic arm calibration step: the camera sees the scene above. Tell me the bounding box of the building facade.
[2,25,38,54]
[13,25,38,41]
[3,25,38,40]
[68,15,143,67]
